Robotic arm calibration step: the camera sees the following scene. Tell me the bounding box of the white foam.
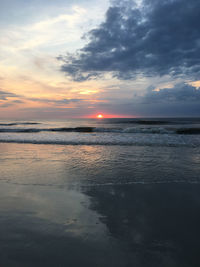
[0,132,199,147]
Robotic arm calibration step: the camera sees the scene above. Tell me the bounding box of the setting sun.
[97,114,103,119]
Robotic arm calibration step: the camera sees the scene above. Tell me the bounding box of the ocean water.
[0,118,200,266]
[0,117,200,146]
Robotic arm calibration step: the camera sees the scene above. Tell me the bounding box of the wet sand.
[0,143,200,266]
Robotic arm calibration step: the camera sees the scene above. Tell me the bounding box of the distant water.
[0,118,200,146]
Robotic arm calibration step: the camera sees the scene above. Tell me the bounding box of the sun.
[97,114,103,119]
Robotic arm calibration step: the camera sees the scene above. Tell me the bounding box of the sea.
[0,118,200,266]
[0,117,200,146]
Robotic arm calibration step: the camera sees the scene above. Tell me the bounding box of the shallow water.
[0,143,200,266]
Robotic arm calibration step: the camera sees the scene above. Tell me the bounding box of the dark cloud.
[142,83,200,104]
[0,103,13,108]
[131,83,200,116]
[0,95,24,108]
[29,98,84,105]
[12,99,24,103]
[83,83,200,116]
[60,0,200,81]
[0,90,18,100]
[51,98,84,105]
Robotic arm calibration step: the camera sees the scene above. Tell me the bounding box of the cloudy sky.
[0,0,200,119]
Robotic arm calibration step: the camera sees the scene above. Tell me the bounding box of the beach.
[0,143,200,266]
[0,119,200,266]
[1,0,199,264]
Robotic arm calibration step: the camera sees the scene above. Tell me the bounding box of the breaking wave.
[0,122,40,126]
[0,139,198,147]
[0,126,200,135]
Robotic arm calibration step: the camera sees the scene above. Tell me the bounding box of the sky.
[0,0,200,119]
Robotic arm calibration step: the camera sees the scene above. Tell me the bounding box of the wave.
[3,179,200,188]
[104,119,171,125]
[0,128,41,132]
[135,120,170,125]
[0,138,198,147]
[105,118,200,125]
[0,126,200,134]
[0,122,40,126]
[0,140,193,147]
[50,127,94,132]
[176,128,200,134]
[0,127,94,133]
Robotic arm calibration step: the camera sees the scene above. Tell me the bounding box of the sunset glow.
[97,114,103,119]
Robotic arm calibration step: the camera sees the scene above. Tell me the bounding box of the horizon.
[0,116,200,121]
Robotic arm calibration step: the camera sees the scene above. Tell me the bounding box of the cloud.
[28,97,84,105]
[142,83,200,104]
[0,89,18,100]
[60,0,200,81]
[0,90,24,108]
[82,83,200,117]
[126,83,200,116]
